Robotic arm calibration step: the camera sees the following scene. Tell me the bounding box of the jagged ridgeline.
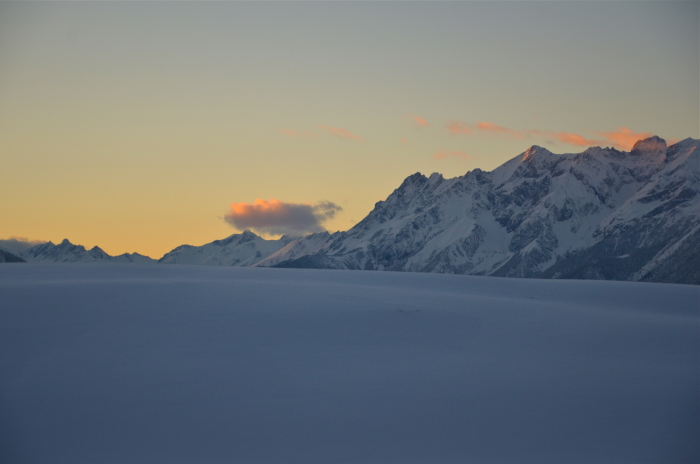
[261,136,700,284]
[4,136,698,284]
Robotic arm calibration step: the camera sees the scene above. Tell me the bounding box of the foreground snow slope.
[0,264,697,464]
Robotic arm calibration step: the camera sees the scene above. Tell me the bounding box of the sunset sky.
[1,1,698,258]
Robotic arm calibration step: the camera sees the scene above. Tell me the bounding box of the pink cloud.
[433,149,470,161]
[446,121,473,135]
[407,114,431,129]
[447,121,524,138]
[548,132,606,147]
[475,122,525,138]
[279,128,320,139]
[225,198,342,236]
[279,128,299,138]
[318,126,365,142]
[445,120,659,151]
[301,130,320,139]
[594,127,654,151]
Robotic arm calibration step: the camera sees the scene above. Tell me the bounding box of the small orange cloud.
[279,128,298,138]
[594,127,654,151]
[302,130,321,139]
[279,128,320,139]
[407,114,431,128]
[445,120,657,151]
[229,199,286,218]
[476,122,524,138]
[401,138,407,144]
[446,121,473,135]
[548,132,606,147]
[318,126,365,142]
[225,198,342,235]
[433,149,470,160]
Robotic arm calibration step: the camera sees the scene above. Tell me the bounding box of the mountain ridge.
[3,136,698,284]
[6,239,157,264]
[258,136,699,284]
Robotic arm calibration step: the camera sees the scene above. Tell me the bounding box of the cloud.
[406,114,431,129]
[447,121,525,138]
[446,120,656,151]
[433,149,470,161]
[446,121,473,135]
[224,199,342,236]
[0,236,46,255]
[279,128,320,139]
[546,132,606,147]
[475,122,524,138]
[279,128,298,138]
[593,127,654,151]
[318,126,365,142]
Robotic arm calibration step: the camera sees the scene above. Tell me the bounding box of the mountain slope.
[159,230,294,266]
[0,249,25,263]
[261,136,699,284]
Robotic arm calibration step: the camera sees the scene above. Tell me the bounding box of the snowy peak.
[20,239,156,264]
[631,135,666,155]
[7,136,697,283]
[159,231,292,266]
[111,252,157,264]
[630,136,667,164]
[211,230,261,247]
[259,136,700,284]
[19,239,154,263]
[522,145,549,161]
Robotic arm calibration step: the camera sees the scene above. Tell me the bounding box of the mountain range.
[3,239,156,264]
[4,136,698,284]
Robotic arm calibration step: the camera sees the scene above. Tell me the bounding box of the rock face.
[258,137,700,284]
[0,250,25,263]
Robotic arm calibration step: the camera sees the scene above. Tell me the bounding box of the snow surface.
[0,264,698,464]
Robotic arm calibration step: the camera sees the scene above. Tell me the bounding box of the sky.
[1,1,698,259]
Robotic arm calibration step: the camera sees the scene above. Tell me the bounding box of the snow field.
[0,264,698,463]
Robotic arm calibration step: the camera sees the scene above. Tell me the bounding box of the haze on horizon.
[1,1,697,258]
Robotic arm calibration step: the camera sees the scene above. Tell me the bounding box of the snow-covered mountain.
[5,136,697,284]
[17,239,156,264]
[259,136,699,284]
[158,230,295,266]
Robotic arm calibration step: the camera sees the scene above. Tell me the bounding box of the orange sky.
[1,1,697,258]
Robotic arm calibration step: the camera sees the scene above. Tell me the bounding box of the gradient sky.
[1,1,698,258]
